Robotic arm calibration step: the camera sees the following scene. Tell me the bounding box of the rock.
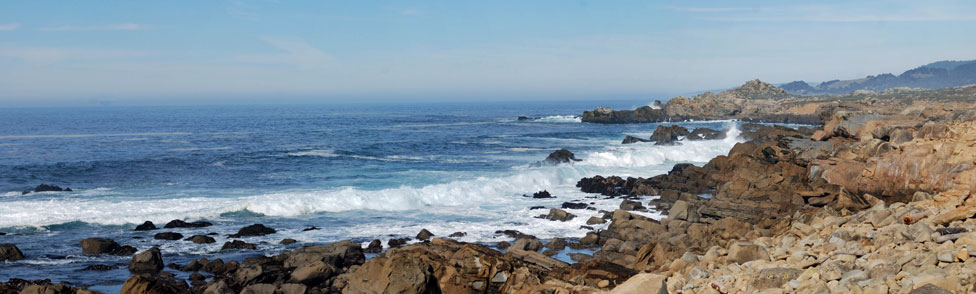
[529,206,546,210]
[510,238,543,252]
[561,202,588,209]
[668,200,699,222]
[448,232,466,238]
[203,280,233,294]
[611,273,667,294]
[388,238,410,248]
[290,260,337,286]
[185,235,216,244]
[580,232,599,245]
[83,264,117,271]
[619,200,645,211]
[153,232,184,241]
[280,238,297,245]
[0,244,25,261]
[129,247,164,274]
[364,239,383,253]
[550,259,635,289]
[336,251,439,293]
[496,241,511,250]
[689,128,726,140]
[135,221,158,231]
[416,229,434,241]
[545,209,576,222]
[221,240,256,251]
[752,267,802,290]
[545,238,567,250]
[727,242,769,264]
[622,135,650,144]
[507,249,569,270]
[576,175,627,196]
[121,274,190,294]
[79,238,136,255]
[22,184,67,195]
[540,149,581,165]
[302,226,320,231]
[650,125,691,145]
[909,284,952,294]
[283,240,364,270]
[163,219,213,228]
[531,190,554,198]
[229,224,276,238]
[586,216,606,225]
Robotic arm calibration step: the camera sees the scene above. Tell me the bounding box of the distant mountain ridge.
[782,59,976,95]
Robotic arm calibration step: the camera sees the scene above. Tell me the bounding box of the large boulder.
[610,273,668,294]
[135,221,158,231]
[80,238,137,255]
[283,240,365,270]
[335,252,440,293]
[727,242,769,264]
[649,125,691,145]
[129,247,164,274]
[544,209,576,222]
[0,244,25,261]
[185,235,216,244]
[510,238,544,252]
[221,240,257,251]
[121,274,190,294]
[153,232,184,241]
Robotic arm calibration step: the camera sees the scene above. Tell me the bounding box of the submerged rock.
[153,232,184,241]
[185,235,216,244]
[22,184,71,195]
[0,244,25,261]
[530,190,554,198]
[164,219,213,228]
[229,224,276,238]
[533,149,581,166]
[134,221,157,231]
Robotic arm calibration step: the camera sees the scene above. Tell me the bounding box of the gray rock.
[129,247,164,274]
[752,267,801,290]
[510,238,543,252]
[545,209,576,222]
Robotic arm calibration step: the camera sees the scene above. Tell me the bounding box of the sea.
[0,101,743,290]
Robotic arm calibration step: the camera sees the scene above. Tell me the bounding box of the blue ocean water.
[0,101,742,288]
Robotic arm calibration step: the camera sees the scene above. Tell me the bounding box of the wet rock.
[496,241,511,250]
[689,128,726,140]
[545,208,576,222]
[579,232,599,246]
[416,229,434,241]
[448,232,466,238]
[619,200,644,211]
[561,202,588,209]
[280,238,297,245]
[622,135,650,144]
[80,238,136,255]
[531,190,554,198]
[650,125,691,145]
[185,235,216,244]
[220,240,257,251]
[528,206,546,210]
[121,274,190,294]
[163,219,213,228]
[129,247,164,274]
[586,216,606,225]
[135,221,157,231]
[153,232,184,241]
[510,238,543,252]
[0,244,25,261]
[229,224,276,238]
[364,239,383,253]
[576,175,627,196]
[301,226,320,231]
[569,253,592,263]
[283,240,365,270]
[495,230,536,240]
[82,264,117,271]
[22,184,69,195]
[388,238,410,248]
[540,149,581,165]
[545,238,567,250]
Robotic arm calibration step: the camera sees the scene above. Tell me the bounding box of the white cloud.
[235,36,332,68]
[0,23,20,31]
[39,23,153,31]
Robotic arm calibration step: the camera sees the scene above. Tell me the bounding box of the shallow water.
[0,101,743,287]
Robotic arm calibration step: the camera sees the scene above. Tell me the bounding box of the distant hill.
[782,59,976,95]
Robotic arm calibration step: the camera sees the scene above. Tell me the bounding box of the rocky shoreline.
[5,83,976,293]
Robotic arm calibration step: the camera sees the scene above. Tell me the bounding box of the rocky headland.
[5,84,976,293]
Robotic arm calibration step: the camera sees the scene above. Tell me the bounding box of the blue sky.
[1,0,975,106]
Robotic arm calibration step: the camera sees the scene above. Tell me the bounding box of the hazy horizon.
[2,0,975,107]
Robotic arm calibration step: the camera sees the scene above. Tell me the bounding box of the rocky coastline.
[5,84,976,293]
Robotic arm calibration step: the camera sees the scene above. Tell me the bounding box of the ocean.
[0,101,742,289]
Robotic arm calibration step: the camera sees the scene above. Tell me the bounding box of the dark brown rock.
[0,244,25,261]
[135,221,157,231]
[163,219,212,228]
[153,232,184,241]
[229,224,276,238]
[185,235,215,244]
[365,239,383,253]
[221,240,257,251]
[416,229,434,241]
[129,247,164,274]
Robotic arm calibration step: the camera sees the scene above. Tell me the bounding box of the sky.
[1,0,975,106]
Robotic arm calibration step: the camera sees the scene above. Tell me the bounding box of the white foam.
[581,122,741,168]
[287,149,339,157]
[534,115,582,123]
